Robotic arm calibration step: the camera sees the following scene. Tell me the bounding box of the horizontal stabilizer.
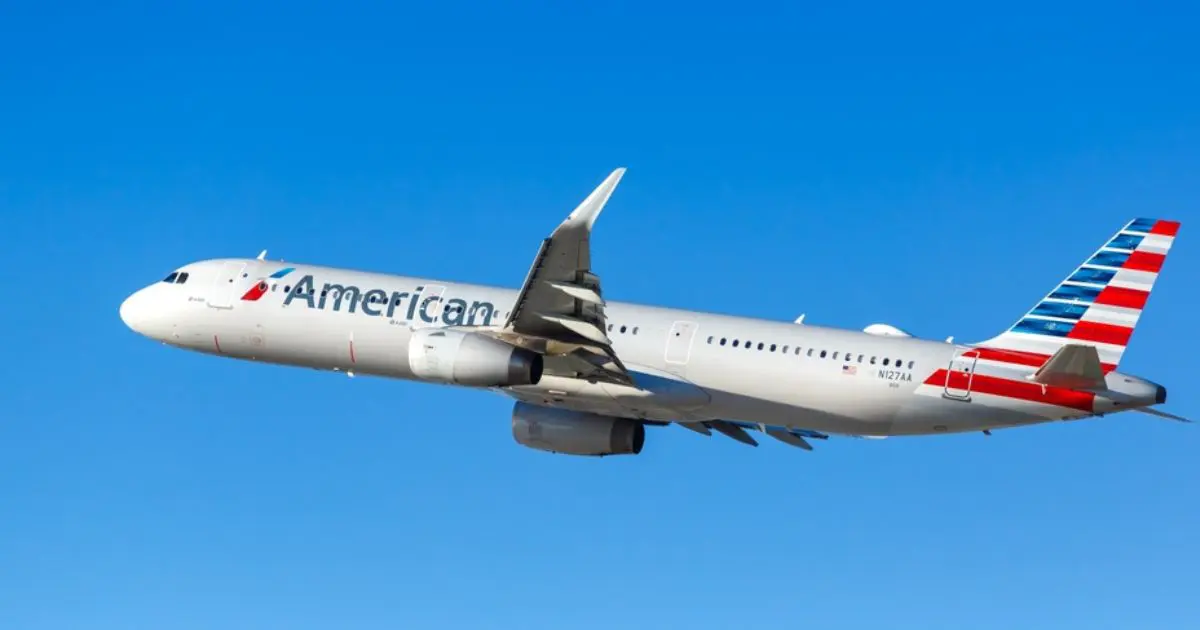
[1134,408,1193,423]
[1030,344,1106,390]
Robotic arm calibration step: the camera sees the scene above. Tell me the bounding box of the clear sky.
[1,2,1197,628]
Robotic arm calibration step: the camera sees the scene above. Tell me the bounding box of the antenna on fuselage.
[793,314,806,325]
[256,250,268,260]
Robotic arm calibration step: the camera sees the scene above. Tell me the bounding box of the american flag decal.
[842,365,857,376]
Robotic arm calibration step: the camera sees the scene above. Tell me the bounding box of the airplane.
[119,169,1188,456]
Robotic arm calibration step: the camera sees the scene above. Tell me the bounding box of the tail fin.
[978,218,1180,371]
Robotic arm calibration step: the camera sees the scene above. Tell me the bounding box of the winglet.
[562,168,626,230]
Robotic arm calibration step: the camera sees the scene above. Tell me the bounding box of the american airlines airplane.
[119,169,1188,456]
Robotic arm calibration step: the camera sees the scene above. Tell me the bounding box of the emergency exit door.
[665,321,699,372]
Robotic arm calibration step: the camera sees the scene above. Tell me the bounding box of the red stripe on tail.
[1094,286,1149,310]
[1123,251,1165,273]
[1150,220,1181,237]
[1068,321,1133,346]
[974,347,1117,373]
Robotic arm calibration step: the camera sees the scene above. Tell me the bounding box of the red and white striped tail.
[978,218,1180,371]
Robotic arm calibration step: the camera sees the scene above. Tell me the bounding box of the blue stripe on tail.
[1012,317,1076,337]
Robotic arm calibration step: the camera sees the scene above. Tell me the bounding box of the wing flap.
[765,426,814,450]
[708,420,759,446]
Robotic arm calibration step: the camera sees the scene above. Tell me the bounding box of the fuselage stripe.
[923,369,1096,412]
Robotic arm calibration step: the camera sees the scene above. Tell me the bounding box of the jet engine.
[511,402,645,456]
[408,329,543,387]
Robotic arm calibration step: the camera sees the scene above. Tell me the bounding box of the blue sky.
[1,1,1197,628]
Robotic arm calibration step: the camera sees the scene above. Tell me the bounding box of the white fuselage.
[120,258,1158,438]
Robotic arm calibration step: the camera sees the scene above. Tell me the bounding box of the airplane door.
[664,321,699,374]
[943,348,979,401]
[208,262,246,309]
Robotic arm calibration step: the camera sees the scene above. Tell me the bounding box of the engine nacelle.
[408,329,543,387]
[511,402,645,457]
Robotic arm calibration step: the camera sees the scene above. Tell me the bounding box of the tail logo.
[982,218,1179,370]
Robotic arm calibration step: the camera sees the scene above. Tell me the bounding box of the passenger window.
[832,352,839,360]
[720,338,727,346]
[707,335,713,344]
[162,272,178,283]
[632,327,639,335]
[819,350,827,358]
[883,358,890,366]
[608,324,613,331]
[781,345,788,353]
[732,340,739,348]
[908,360,914,369]
[807,348,814,357]
[770,344,777,352]
[894,358,901,367]
[870,356,877,364]
[796,347,802,355]
[857,354,864,363]
[757,342,764,350]
[284,286,291,293]
[620,325,627,333]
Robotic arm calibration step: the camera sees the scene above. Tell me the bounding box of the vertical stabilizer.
[977,218,1180,370]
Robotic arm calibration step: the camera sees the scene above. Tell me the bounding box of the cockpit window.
[176,272,189,284]
[162,272,178,283]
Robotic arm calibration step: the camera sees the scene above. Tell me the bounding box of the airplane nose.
[119,289,151,333]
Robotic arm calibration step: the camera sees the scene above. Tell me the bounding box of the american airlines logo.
[279,274,500,326]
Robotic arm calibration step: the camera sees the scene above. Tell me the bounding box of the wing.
[486,169,632,385]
